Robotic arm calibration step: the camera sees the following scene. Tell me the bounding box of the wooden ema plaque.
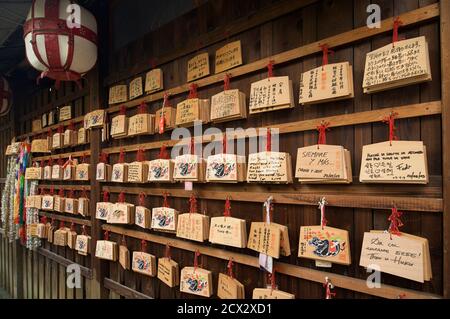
[76,235,91,256]
[363,36,431,94]
[47,224,55,243]
[248,76,294,114]
[154,106,176,133]
[252,288,295,299]
[151,207,178,232]
[173,154,206,182]
[209,216,247,248]
[95,240,118,261]
[206,154,246,183]
[135,206,151,229]
[107,203,135,224]
[31,139,50,153]
[176,213,210,242]
[111,163,128,183]
[111,114,128,138]
[175,98,210,127]
[37,223,47,239]
[247,151,293,184]
[65,198,78,214]
[158,257,179,288]
[148,159,174,183]
[210,89,247,123]
[109,85,128,105]
[42,113,47,128]
[67,230,78,249]
[58,105,72,122]
[215,40,243,74]
[25,167,42,180]
[359,141,429,184]
[51,165,63,180]
[84,110,105,129]
[132,251,157,277]
[78,127,89,144]
[298,225,351,265]
[63,129,77,147]
[96,202,112,221]
[63,160,77,180]
[25,195,41,209]
[54,228,69,247]
[54,196,65,213]
[299,62,354,105]
[5,142,20,156]
[78,198,90,217]
[217,273,245,299]
[359,231,432,283]
[127,161,149,183]
[43,165,52,180]
[41,195,54,211]
[75,163,90,181]
[295,144,352,184]
[129,76,143,100]
[247,222,291,258]
[28,224,38,238]
[145,68,163,93]
[119,245,130,270]
[52,133,63,149]
[32,119,42,132]
[180,267,213,297]
[187,52,210,82]
[128,113,155,136]
[96,162,112,182]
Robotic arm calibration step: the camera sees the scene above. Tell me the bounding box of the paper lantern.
[0,76,12,117]
[23,0,98,87]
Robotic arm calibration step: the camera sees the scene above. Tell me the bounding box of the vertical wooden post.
[440,0,450,298]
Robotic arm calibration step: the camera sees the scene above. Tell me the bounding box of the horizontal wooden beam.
[37,248,93,279]
[103,225,441,299]
[104,0,318,86]
[38,212,92,227]
[104,278,153,299]
[103,101,442,154]
[17,115,85,141]
[37,184,91,191]
[105,4,439,114]
[33,150,91,162]
[102,185,442,212]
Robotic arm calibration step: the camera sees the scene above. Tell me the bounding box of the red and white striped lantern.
[23,0,98,88]
[0,76,12,117]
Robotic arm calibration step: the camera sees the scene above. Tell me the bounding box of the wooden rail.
[38,212,92,227]
[104,278,153,299]
[33,150,92,162]
[103,224,441,299]
[37,248,93,279]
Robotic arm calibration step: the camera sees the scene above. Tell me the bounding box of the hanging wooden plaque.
[63,163,75,180]
[206,154,246,183]
[54,196,65,213]
[41,195,54,211]
[298,225,351,265]
[132,251,157,277]
[119,245,130,270]
[144,68,163,93]
[249,76,294,114]
[135,206,151,229]
[359,141,428,184]
[51,164,63,180]
[111,163,128,183]
[84,110,105,129]
[109,85,128,104]
[157,257,180,288]
[96,202,112,221]
[210,89,247,123]
[107,203,135,224]
[76,235,91,256]
[54,228,69,246]
[173,154,206,182]
[252,288,295,299]
[151,207,178,232]
[247,151,293,184]
[129,77,143,100]
[148,159,174,183]
[75,163,90,181]
[58,105,72,122]
[95,240,118,261]
[187,52,210,82]
[215,40,243,74]
[111,114,128,138]
[32,119,42,132]
[67,230,78,249]
[217,273,245,299]
[78,198,90,217]
[31,139,50,153]
[176,213,209,242]
[180,267,213,297]
[52,133,63,149]
[175,98,210,127]
[128,113,155,136]
[363,36,431,94]
[65,198,78,214]
[154,106,176,132]
[78,127,89,144]
[96,162,112,182]
[43,165,52,180]
[299,62,354,105]
[25,167,43,180]
[63,129,77,147]
[247,222,281,259]
[127,161,149,183]
[209,216,247,248]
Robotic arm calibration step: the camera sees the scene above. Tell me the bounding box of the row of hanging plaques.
[107,36,431,126]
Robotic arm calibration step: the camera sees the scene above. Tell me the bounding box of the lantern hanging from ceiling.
[23,0,98,88]
[0,76,12,117]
